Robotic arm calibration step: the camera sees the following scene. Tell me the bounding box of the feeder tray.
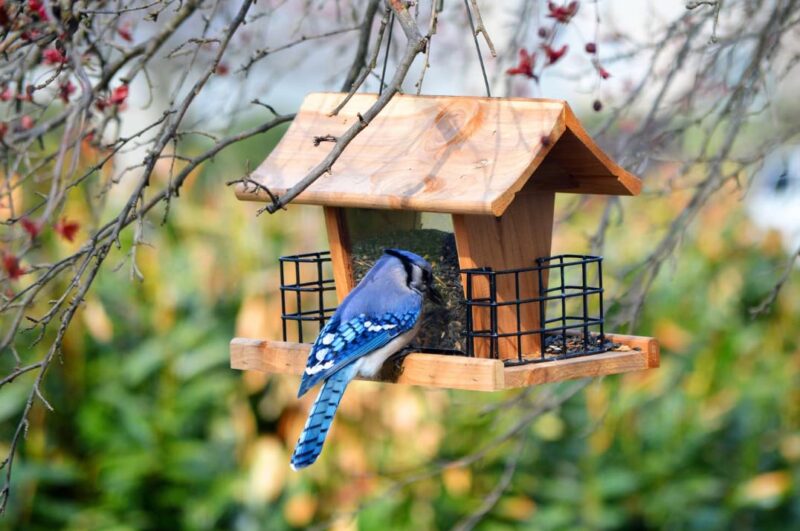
[230,92,659,391]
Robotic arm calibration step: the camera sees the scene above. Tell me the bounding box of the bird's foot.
[377,346,417,382]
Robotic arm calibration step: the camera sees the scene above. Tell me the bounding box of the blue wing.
[296,309,420,397]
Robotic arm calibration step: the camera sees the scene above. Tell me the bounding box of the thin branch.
[341,0,383,91]
[263,0,427,213]
[240,25,361,73]
[750,243,800,317]
[415,0,440,94]
[468,0,496,57]
[452,435,527,531]
[330,6,393,116]
[308,381,588,531]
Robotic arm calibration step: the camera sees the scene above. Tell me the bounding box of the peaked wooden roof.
[236,92,641,216]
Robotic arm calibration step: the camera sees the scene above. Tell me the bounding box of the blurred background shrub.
[1,114,798,530]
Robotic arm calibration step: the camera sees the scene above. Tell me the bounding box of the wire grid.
[279,251,337,343]
[278,251,606,366]
[462,255,606,364]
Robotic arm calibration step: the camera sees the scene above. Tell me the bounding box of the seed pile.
[350,231,627,361]
[541,333,640,360]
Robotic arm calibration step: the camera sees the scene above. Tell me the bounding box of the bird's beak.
[429,285,444,305]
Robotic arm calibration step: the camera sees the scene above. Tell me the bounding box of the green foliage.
[2,130,799,530]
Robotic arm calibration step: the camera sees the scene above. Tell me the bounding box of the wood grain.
[559,106,642,196]
[323,206,355,303]
[230,338,504,392]
[452,186,555,359]
[236,93,641,216]
[230,333,659,391]
[502,335,660,388]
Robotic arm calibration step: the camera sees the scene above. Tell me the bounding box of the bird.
[290,248,443,470]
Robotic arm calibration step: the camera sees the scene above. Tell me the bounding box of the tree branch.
[263,0,426,214]
[340,0,383,91]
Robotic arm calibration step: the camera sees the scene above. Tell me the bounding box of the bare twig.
[0,0,304,511]
[341,0,383,91]
[263,0,427,213]
[468,0,496,57]
[330,6,393,116]
[686,0,723,43]
[240,25,361,73]
[452,435,527,531]
[312,134,337,146]
[415,0,440,94]
[3,0,800,522]
[750,243,800,317]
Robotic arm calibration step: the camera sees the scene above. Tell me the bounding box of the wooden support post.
[452,187,555,360]
[323,206,355,303]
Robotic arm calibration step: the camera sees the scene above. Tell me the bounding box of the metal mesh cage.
[461,255,606,365]
[278,251,606,365]
[279,251,337,343]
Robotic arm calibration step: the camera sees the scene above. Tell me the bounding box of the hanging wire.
[380,3,489,97]
[463,0,491,97]
[378,11,395,95]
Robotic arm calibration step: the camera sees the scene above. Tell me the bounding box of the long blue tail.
[290,364,357,470]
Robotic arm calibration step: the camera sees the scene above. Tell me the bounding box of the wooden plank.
[236,93,642,216]
[231,338,308,373]
[452,187,555,359]
[605,333,660,368]
[230,334,659,392]
[529,107,641,196]
[501,334,660,388]
[323,206,355,303]
[230,338,505,392]
[389,353,504,392]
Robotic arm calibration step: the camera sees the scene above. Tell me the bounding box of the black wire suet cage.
[278,251,606,366]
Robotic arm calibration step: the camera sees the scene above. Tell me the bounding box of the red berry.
[117,25,133,42]
[54,217,80,242]
[506,48,537,79]
[2,253,25,280]
[59,80,75,103]
[109,84,128,105]
[547,1,579,24]
[543,44,568,65]
[43,48,67,65]
[20,218,40,239]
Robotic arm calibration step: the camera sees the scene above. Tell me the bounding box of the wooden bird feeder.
[230,92,659,392]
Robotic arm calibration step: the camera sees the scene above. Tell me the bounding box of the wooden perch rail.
[230,334,660,392]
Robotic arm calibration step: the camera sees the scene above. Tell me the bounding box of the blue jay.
[290,249,443,470]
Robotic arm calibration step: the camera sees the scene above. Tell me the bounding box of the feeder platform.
[230,334,659,392]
